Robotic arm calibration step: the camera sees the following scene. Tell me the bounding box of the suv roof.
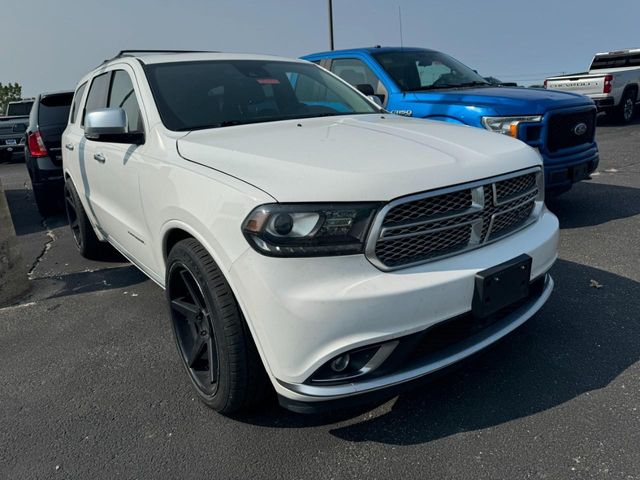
[99,50,305,67]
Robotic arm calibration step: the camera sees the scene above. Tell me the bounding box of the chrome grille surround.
[365,167,544,271]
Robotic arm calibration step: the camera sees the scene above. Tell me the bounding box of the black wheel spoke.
[188,335,207,368]
[180,269,203,308]
[171,298,200,319]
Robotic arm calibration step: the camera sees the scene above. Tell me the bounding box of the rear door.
[74,71,111,231]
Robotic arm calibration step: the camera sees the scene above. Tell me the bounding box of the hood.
[177,114,541,203]
[410,86,593,115]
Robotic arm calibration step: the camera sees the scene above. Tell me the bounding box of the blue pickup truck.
[302,47,599,194]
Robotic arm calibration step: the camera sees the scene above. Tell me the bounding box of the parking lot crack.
[28,219,57,279]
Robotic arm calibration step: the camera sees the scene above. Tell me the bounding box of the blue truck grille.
[368,170,540,270]
[546,109,596,153]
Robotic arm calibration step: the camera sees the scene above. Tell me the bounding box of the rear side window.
[82,72,111,126]
[108,70,144,133]
[39,93,73,126]
[69,83,87,124]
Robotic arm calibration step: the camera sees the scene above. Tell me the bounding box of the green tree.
[0,83,23,115]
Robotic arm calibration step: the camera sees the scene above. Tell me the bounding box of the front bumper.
[228,207,558,405]
[542,146,599,194]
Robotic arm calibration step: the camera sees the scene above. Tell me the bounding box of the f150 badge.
[391,110,413,117]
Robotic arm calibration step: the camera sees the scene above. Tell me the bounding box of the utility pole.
[328,0,334,50]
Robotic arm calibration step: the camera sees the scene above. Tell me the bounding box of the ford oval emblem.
[573,122,588,136]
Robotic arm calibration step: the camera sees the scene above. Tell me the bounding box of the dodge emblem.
[573,122,588,136]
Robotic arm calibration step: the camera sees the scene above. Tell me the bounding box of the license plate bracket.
[472,254,532,318]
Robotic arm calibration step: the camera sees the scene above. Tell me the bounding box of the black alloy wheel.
[168,263,220,396]
[165,238,270,413]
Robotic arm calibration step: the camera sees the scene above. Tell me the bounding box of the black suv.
[24,91,73,215]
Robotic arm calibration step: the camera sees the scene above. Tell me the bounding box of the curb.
[0,178,30,306]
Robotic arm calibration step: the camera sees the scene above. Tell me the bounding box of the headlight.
[481,115,542,137]
[242,203,380,257]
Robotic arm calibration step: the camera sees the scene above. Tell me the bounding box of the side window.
[330,58,387,104]
[108,70,144,133]
[82,72,111,127]
[69,82,87,124]
[331,58,379,90]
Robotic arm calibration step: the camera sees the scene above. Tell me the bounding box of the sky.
[2,0,639,96]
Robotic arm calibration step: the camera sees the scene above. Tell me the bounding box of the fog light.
[330,354,350,372]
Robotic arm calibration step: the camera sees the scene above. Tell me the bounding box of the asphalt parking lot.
[1,117,639,479]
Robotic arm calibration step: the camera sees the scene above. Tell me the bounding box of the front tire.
[615,90,636,124]
[166,238,269,414]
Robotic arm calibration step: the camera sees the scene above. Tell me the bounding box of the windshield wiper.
[456,81,491,87]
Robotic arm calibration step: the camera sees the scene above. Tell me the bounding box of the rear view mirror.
[85,108,144,144]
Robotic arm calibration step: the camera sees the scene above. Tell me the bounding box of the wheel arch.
[160,221,276,381]
[623,83,638,100]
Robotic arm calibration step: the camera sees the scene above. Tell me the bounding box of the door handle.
[93,153,106,163]
[65,143,74,151]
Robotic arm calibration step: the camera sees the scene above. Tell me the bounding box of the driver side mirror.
[85,108,144,144]
[355,84,384,107]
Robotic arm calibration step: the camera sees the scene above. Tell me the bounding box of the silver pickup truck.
[545,49,640,124]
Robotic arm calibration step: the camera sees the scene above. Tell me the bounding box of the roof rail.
[101,49,219,65]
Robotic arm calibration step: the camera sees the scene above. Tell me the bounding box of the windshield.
[372,50,490,92]
[144,60,380,131]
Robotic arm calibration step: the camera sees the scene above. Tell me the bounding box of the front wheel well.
[164,228,194,261]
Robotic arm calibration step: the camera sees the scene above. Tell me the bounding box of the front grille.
[546,109,596,153]
[368,170,540,270]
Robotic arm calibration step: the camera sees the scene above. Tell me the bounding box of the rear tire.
[166,238,269,414]
[615,90,636,124]
[64,181,107,259]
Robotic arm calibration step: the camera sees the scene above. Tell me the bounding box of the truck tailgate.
[546,75,605,96]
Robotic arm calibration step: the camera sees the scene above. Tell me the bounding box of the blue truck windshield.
[373,51,490,92]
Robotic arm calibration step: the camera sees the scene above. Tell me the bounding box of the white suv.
[62,50,559,413]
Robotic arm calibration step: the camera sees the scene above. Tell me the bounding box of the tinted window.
[331,58,379,91]
[69,83,87,124]
[108,70,143,133]
[82,72,111,126]
[144,60,379,131]
[590,53,640,69]
[7,102,33,116]
[38,93,73,126]
[372,50,489,91]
